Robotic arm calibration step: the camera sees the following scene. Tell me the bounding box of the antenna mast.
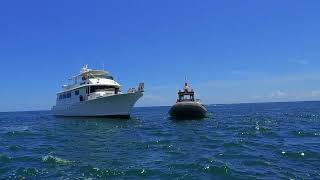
[185,76,188,86]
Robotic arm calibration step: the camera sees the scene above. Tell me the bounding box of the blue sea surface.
[0,102,319,179]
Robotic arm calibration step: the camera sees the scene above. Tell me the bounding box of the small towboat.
[169,80,207,119]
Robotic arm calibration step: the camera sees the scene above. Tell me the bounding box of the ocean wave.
[2,126,29,132]
[8,167,45,179]
[42,155,74,166]
[223,141,245,149]
[203,164,231,175]
[3,126,34,137]
[242,159,271,167]
[291,130,320,137]
[79,165,142,178]
[8,145,23,151]
[280,149,320,160]
[168,160,236,179]
[0,154,11,163]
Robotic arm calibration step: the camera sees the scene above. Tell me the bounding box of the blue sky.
[1,0,320,112]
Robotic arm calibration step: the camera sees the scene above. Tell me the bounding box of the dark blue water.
[0,102,319,179]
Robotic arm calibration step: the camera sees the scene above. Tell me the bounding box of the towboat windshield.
[178,91,195,102]
[176,80,197,102]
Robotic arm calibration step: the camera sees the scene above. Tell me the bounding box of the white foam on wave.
[42,155,74,165]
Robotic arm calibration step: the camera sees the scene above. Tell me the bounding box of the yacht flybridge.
[52,65,144,118]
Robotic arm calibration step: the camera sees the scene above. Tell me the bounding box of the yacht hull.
[51,92,143,118]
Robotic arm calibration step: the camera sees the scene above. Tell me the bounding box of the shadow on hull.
[169,116,206,121]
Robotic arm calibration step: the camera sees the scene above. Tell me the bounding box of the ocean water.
[0,102,319,179]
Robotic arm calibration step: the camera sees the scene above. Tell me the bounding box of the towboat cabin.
[177,90,195,102]
[176,81,195,102]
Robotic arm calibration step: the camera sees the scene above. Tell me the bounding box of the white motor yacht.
[51,65,144,118]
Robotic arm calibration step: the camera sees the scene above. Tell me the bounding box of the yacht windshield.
[87,74,113,80]
[90,86,117,93]
[96,75,114,80]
